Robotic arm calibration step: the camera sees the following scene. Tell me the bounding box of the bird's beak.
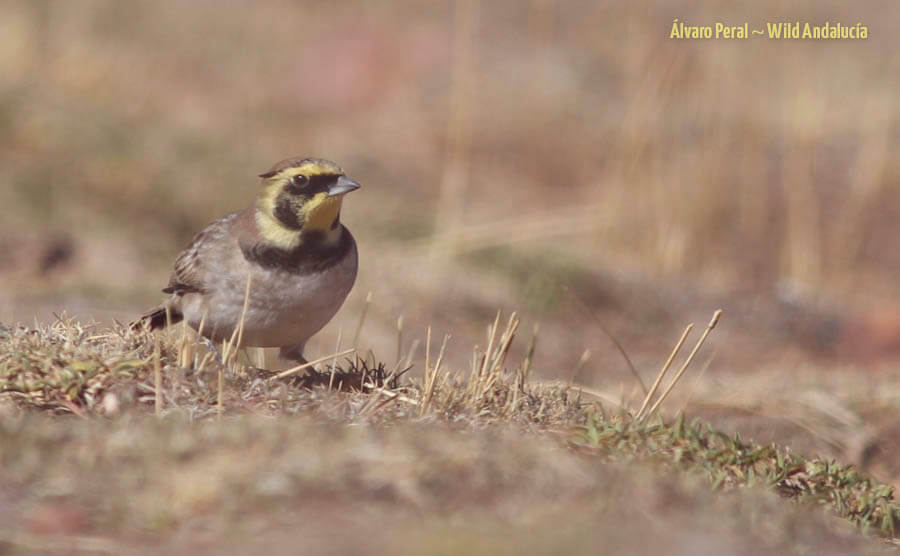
[328,175,361,197]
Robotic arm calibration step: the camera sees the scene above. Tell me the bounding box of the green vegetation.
[573,413,900,537]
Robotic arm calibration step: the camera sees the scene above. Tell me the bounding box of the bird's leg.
[198,336,226,368]
[279,343,309,367]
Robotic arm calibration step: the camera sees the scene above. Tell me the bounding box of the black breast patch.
[240,227,355,274]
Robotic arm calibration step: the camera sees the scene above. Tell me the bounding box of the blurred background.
[2,0,900,477]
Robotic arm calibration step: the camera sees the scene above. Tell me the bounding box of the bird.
[133,157,360,365]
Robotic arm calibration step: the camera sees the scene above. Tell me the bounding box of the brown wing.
[163,241,205,294]
[162,213,239,295]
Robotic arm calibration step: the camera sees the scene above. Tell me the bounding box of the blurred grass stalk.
[432,0,478,258]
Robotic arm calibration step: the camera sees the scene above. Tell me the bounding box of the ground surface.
[1,318,899,554]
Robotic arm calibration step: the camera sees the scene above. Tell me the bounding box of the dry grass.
[0,313,587,427]
[1,314,900,554]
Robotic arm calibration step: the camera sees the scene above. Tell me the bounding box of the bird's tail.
[131,305,183,331]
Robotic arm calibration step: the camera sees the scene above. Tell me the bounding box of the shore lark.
[134,157,360,364]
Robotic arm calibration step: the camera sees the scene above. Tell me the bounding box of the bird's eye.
[286,174,309,193]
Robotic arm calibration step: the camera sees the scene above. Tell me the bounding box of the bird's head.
[255,157,360,249]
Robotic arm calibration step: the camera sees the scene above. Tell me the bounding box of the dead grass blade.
[564,285,647,395]
[635,323,693,421]
[271,349,357,381]
[640,310,722,423]
[352,291,372,350]
[568,349,591,385]
[395,316,405,369]
[420,331,451,417]
[328,328,344,392]
[221,274,253,366]
[153,337,162,417]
